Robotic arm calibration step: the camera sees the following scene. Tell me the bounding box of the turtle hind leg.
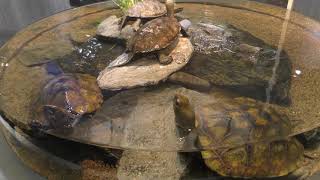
[108,52,134,68]
[158,52,173,65]
[120,16,127,29]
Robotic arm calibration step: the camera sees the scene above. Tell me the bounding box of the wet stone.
[97,38,193,91]
[126,0,167,18]
[57,37,125,76]
[168,72,211,91]
[183,22,292,104]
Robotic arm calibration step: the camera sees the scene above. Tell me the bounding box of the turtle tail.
[107,52,134,68]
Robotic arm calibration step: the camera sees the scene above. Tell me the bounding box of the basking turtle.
[33,62,103,130]
[108,1,181,67]
[120,0,183,27]
[173,94,304,178]
[125,0,167,20]
[118,0,167,41]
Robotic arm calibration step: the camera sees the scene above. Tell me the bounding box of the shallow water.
[1,0,320,179]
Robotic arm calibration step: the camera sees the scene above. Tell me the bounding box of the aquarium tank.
[1,0,320,179]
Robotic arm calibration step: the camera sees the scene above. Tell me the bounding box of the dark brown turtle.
[108,3,181,67]
[120,0,182,28]
[33,62,103,130]
[173,94,304,178]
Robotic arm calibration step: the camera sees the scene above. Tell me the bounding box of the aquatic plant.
[112,0,143,10]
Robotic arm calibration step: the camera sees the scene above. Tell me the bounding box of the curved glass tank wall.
[1,0,320,179]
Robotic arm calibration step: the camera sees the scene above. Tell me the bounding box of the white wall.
[0,0,70,32]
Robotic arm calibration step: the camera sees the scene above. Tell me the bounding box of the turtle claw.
[108,52,133,68]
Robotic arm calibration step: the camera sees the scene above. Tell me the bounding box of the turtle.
[123,0,167,22]
[107,1,181,68]
[97,0,184,42]
[173,93,305,178]
[120,0,183,28]
[32,62,103,130]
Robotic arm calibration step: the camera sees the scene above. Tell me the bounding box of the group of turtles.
[97,0,189,68]
[1,0,320,179]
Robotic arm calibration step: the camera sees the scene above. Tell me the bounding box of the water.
[1,0,320,179]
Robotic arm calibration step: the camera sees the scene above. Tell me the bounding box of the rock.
[97,38,193,91]
[127,0,167,18]
[47,85,212,151]
[117,151,187,179]
[187,23,233,55]
[96,15,121,39]
[179,19,192,32]
[184,22,292,104]
[81,160,117,180]
[168,72,211,91]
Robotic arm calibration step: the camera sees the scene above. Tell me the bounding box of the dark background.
[3,0,320,46]
[0,0,319,179]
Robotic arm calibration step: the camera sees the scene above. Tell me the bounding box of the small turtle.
[120,0,183,28]
[125,0,167,19]
[117,0,167,40]
[173,94,304,178]
[108,1,181,68]
[32,62,103,130]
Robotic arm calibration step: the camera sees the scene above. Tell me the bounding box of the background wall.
[0,0,70,46]
[0,1,70,179]
[0,0,70,32]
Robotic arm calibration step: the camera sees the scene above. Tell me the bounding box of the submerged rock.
[57,37,125,76]
[96,16,141,41]
[81,160,117,180]
[184,22,291,104]
[34,72,103,130]
[118,151,187,179]
[47,85,211,151]
[168,72,211,91]
[126,0,167,18]
[97,38,193,91]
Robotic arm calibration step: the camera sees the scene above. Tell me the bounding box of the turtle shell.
[127,0,167,18]
[195,97,304,177]
[130,16,181,53]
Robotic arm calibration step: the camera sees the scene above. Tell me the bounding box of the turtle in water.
[173,93,305,178]
[107,0,181,67]
[32,62,103,130]
[118,0,167,41]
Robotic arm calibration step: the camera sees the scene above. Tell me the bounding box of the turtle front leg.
[132,18,141,31]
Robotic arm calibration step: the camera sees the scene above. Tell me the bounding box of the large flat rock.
[97,37,193,91]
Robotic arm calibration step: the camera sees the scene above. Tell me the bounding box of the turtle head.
[173,94,196,134]
[165,0,175,17]
[174,94,191,110]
